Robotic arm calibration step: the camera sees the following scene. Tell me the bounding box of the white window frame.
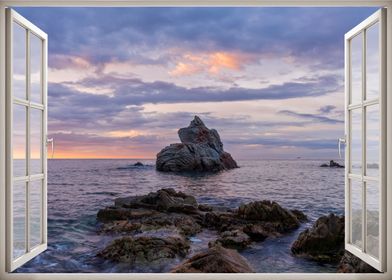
[0,1,391,280]
[5,8,48,272]
[344,9,387,271]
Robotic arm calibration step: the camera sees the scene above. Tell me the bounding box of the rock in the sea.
[156,116,238,172]
[98,236,189,264]
[134,162,144,166]
[171,245,254,273]
[115,188,199,214]
[320,160,344,168]
[337,251,378,273]
[238,201,302,232]
[213,229,252,249]
[97,189,203,237]
[291,213,344,263]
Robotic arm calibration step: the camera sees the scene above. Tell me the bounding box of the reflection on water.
[15,159,346,273]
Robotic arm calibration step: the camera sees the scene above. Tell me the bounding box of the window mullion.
[361,28,367,254]
[25,29,30,254]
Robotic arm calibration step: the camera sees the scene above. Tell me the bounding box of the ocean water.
[16,159,345,273]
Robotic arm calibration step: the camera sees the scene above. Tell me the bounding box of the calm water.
[16,159,345,273]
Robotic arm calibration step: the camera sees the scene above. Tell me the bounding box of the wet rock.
[98,236,189,264]
[238,201,302,232]
[242,224,269,241]
[291,209,308,222]
[134,162,144,166]
[337,251,379,273]
[156,116,238,172]
[99,220,142,234]
[115,188,199,214]
[320,160,344,168]
[213,229,252,249]
[198,204,213,212]
[171,245,254,273]
[97,207,158,222]
[291,213,344,263]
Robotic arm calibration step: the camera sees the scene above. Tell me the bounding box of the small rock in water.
[134,162,144,166]
[171,245,254,273]
[156,116,238,173]
[320,160,344,168]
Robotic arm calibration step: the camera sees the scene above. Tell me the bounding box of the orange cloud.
[169,51,251,77]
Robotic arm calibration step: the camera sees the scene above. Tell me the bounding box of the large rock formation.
[97,188,307,267]
[156,116,238,172]
[171,245,254,273]
[291,213,345,263]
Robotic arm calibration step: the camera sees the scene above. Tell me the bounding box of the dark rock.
[97,207,158,222]
[213,229,252,249]
[238,201,302,232]
[156,116,238,172]
[115,188,199,214]
[320,160,344,168]
[242,224,269,241]
[171,245,254,273]
[98,236,189,264]
[198,204,213,212]
[134,162,144,166]
[99,220,142,234]
[291,213,345,263]
[291,209,308,222]
[337,251,379,273]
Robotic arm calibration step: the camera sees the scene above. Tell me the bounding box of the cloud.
[318,105,337,114]
[279,109,343,124]
[169,51,252,76]
[16,7,378,70]
[226,136,339,150]
[58,73,341,107]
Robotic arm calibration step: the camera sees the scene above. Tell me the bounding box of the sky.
[15,7,379,159]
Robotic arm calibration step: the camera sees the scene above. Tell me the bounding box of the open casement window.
[6,9,48,272]
[344,8,387,272]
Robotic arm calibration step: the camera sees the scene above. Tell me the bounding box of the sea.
[15,159,345,273]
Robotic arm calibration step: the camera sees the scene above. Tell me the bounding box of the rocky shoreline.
[95,188,376,273]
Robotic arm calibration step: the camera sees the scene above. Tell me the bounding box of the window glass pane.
[30,34,42,103]
[366,22,380,101]
[351,179,363,249]
[366,105,379,177]
[13,181,26,260]
[30,180,42,249]
[13,105,26,177]
[351,33,363,105]
[30,109,42,174]
[13,22,26,100]
[366,180,379,259]
[350,109,362,175]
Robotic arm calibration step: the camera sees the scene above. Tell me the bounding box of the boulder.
[134,162,144,166]
[98,189,203,237]
[337,251,378,273]
[213,229,252,249]
[156,116,238,172]
[237,201,302,232]
[291,213,344,263]
[171,245,254,273]
[97,236,189,264]
[115,188,199,214]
